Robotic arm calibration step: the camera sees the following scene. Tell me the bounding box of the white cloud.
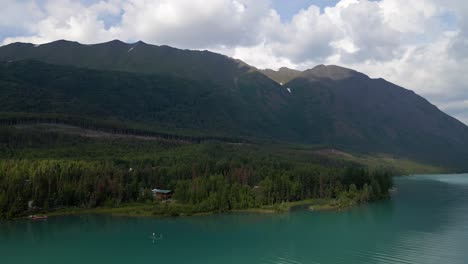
[117,0,271,48]
[0,0,44,37]
[379,0,438,34]
[2,0,122,44]
[1,0,468,124]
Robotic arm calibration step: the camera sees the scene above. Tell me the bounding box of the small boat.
[30,215,48,221]
[150,232,163,240]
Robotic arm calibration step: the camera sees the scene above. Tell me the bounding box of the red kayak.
[31,215,48,221]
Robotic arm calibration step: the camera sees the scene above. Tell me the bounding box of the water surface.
[1,174,468,264]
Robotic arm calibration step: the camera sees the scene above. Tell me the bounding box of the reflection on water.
[1,174,468,264]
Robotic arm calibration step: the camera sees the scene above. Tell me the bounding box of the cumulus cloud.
[2,0,122,44]
[0,0,44,39]
[1,0,468,124]
[117,0,271,48]
[2,0,272,48]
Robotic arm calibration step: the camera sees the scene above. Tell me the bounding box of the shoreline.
[34,198,352,220]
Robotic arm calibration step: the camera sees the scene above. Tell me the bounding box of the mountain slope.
[0,60,293,139]
[283,65,468,167]
[0,40,256,89]
[1,40,468,169]
[261,67,301,84]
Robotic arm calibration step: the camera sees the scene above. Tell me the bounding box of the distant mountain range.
[1,40,467,169]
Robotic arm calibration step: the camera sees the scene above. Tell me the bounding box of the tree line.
[0,127,394,219]
[0,158,393,219]
[0,114,246,144]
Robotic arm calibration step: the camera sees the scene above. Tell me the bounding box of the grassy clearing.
[310,148,446,175]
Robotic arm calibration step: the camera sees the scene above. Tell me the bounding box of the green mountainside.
[0,40,254,86]
[0,40,467,169]
[261,67,301,84]
[0,60,291,140]
[283,65,468,168]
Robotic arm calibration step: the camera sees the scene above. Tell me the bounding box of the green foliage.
[0,157,392,219]
[0,41,467,170]
[0,40,457,218]
[0,128,394,219]
[0,59,289,141]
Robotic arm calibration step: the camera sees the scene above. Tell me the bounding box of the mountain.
[0,40,258,89]
[0,59,294,139]
[261,67,301,84]
[1,40,468,169]
[282,65,468,167]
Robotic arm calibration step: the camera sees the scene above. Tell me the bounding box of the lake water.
[1,174,468,264]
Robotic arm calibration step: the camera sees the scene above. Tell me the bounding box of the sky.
[1,0,468,124]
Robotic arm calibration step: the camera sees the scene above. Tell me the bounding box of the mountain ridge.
[1,40,467,169]
[0,39,258,88]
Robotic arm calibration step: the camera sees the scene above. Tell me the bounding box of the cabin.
[152,188,173,200]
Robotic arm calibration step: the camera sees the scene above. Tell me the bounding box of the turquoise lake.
[1,174,468,264]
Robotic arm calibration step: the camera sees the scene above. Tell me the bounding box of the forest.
[0,125,394,219]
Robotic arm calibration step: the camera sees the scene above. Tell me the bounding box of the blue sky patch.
[270,0,340,20]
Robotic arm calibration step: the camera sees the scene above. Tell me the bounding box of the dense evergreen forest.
[0,125,393,219]
[1,58,467,170]
[2,40,467,220]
